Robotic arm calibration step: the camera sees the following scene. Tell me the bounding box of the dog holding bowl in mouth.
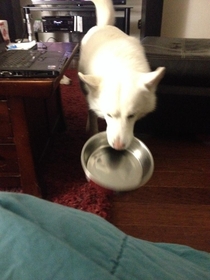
[78,0,165,150]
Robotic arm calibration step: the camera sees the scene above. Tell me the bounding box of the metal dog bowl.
[81,132,154,191]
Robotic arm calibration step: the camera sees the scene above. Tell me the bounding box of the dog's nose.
[112,138,126,150]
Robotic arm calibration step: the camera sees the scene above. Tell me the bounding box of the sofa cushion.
[142,37,210,87]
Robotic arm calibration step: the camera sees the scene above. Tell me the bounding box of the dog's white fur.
[78,0,165,150]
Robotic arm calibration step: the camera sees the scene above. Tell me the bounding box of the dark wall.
[0,0,24,41]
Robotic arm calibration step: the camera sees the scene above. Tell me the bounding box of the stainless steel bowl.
[81,132,154,191]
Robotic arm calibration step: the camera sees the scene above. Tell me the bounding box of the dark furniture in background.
[0,0,24,42]
[137,0,210,136]
[140,0,163,39]
[24,4,132,43]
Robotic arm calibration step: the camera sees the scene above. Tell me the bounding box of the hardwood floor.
[110,133,210,253]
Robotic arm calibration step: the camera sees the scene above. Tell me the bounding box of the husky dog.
[78,0,165,150]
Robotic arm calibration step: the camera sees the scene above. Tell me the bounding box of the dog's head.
[79,67,165,150]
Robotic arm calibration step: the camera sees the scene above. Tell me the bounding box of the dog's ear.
[78,72,101,89]
[140,67,165,90]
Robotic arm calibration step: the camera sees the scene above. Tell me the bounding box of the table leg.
[8,97,42,197]
[124,8,131,35]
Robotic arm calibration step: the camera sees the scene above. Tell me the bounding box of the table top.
[24,5,133,12]
[0,42,79,98]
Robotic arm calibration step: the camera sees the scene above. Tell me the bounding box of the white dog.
[78,0,165,150]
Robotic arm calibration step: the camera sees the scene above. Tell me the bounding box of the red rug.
[42,68,113,219]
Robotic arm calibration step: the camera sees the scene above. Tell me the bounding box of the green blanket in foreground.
[0,192,209,280]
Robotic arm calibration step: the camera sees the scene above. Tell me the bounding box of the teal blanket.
[0,192,209,279]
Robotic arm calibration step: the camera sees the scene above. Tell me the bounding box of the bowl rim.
[81,132,154,191]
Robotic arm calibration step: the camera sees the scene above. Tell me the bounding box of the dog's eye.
[107,114,112,118]
[127,114,135,119]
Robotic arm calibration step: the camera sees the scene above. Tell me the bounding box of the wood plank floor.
[110,134,210,253]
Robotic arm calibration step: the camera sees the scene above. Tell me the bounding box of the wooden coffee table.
[0,42,78,197]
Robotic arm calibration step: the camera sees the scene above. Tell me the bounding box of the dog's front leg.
[86,109,98,136]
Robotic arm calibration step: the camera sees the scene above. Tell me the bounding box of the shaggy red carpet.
[42,69,113,219]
